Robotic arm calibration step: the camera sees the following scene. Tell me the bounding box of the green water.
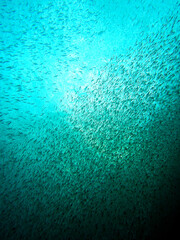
[0,0,180,239]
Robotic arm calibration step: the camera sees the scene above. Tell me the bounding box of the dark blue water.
[0,0,180,239]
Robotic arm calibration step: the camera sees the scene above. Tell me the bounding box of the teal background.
[0,0,180,239]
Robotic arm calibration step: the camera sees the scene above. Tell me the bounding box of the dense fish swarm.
[0,1,180,240]
[63,11,180,165]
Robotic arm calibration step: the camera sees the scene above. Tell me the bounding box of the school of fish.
[0,0,180,239]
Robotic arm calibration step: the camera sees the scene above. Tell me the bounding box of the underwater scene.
[0,0,180,239]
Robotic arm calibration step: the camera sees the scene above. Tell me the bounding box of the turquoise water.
[0,0,180,239]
